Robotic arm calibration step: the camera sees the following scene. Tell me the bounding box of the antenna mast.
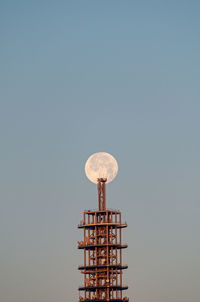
[98,178,107,210]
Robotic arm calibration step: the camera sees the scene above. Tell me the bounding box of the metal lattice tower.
[78,178,128,302]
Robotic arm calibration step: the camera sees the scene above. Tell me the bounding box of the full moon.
[85,152,118,184]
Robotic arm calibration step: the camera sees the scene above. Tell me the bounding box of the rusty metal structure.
[78,178,128,302]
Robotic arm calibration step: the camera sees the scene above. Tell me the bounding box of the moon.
[85,152,118,184]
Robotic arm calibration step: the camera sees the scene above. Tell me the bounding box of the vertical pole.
[120,212,122,299]
[103,181,106,210]
[106,223,109,300]
[97,178,107,211]
[98,181,101,210]
[83,212,86,300]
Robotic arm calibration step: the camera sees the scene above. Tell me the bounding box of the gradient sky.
[1,1,200,302]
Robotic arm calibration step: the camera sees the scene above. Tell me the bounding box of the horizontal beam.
[78,264,128,270]
[78,243,128,250]
[78,223,127,229]
[79,285,128,291]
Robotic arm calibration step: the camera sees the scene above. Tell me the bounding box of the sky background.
[0,1,200,302]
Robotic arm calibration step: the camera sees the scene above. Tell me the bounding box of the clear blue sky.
[0,1,200,302]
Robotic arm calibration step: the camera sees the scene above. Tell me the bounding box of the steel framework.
[78,178,128,302]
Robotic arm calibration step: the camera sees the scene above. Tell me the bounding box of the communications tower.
[78,152,128,302]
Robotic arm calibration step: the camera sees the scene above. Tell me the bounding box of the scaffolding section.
[78,178,128,302]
